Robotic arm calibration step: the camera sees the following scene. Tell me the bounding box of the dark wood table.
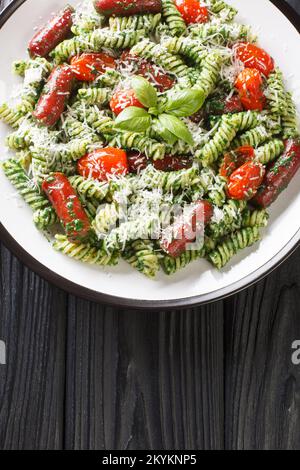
[0,0,300,451]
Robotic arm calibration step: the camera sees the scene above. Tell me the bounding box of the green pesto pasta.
[282,92,299,139]
[2,159,51,212]
[51,29,144,63]
[53,234,118,266]
[255,139,284,165]
[123,240,160,278]
[161,0,186,37]
[208,227,261,269]
[231,125,272,149]
[1,0,299,279]
[130,39,191,78]
[109,13,162,32]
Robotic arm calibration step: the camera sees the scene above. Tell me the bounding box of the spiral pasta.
[282,92,299,139]
[123,240,160,278]
[2,159,51,211]
[161,0,186,37]
[161,237,215,275]
[241,209,269,228]
[51,29,144,63]
[208,226,261,269]
[0,103,24,129]
[77,88,111,105]
[109,13,162,32]
[266,68,287,116]
[208,200,247,239]
[69,175,109,205]
[255,139,284,164]
[53,234,118,266]
[130,39,191,78]
[107,132,166,161]
[161,36,208,67]
[231,125,271,149]
[196,114,239,166]
[33,207,58,230]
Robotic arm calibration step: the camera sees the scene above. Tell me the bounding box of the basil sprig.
[115,107,152,133]
[114,76,205,146]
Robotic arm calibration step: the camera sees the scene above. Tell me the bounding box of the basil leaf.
[115,106,152,132]
[131,75,157,108]
[158,114,194,146]
[152,119,177,145]
[164,89,205,117]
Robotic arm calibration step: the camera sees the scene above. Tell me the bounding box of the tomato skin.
[94,0,162,16]
[33,65,75,127]
[235,68,266,111]
[219,146,255,178]
[110,89,144,115]
[28,6,74,58]
[161,200,213,258]
[174,0,209,24]
[254,139,300,208]
[70,53,116,81]
[235,42,274,77]
[77,148,128,181]
[119,52,174,92]
[127,152,148,174]
[127,153,193,174]
[42,173,91,243]
[227,161,265,201]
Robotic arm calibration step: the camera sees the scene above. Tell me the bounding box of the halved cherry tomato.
[70,53,116,82]
[254,139,300,208]
[219,146,255,178]
[227,161,265,200]
[235,68,266,111]
[161,200,213,258]
[119,52,174,92]
[235,42,274,77]
[110,89,144,115]
[42,172,91,243]
[77,148,128,181]
[174,0,209,24]
[127,152,148,174]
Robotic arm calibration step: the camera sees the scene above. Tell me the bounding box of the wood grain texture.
[0,244,67,449]
[225,254,300,450]
[64,301,224,450]
[0,0,300,452]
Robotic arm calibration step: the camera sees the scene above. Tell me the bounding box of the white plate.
[0,0,299,308]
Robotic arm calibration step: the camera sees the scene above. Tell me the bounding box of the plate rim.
[0,0,299,310]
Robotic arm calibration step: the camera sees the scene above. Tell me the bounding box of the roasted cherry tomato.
[28,6,74,58]
[42,172,91,243]
[235,68,266,111]
[235,42,275,77]
[77,147,128,181]
[227,161,265,200]
[161,200,213,258]
[127,152,148,174]
[254,139,300,208]
[174,0,209,24]
[119,52,174,92]
[110,89,144,115]
[70,53,116,81]
[219,146,255,178]
[33,65,75,127]
[94,0,162,16]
